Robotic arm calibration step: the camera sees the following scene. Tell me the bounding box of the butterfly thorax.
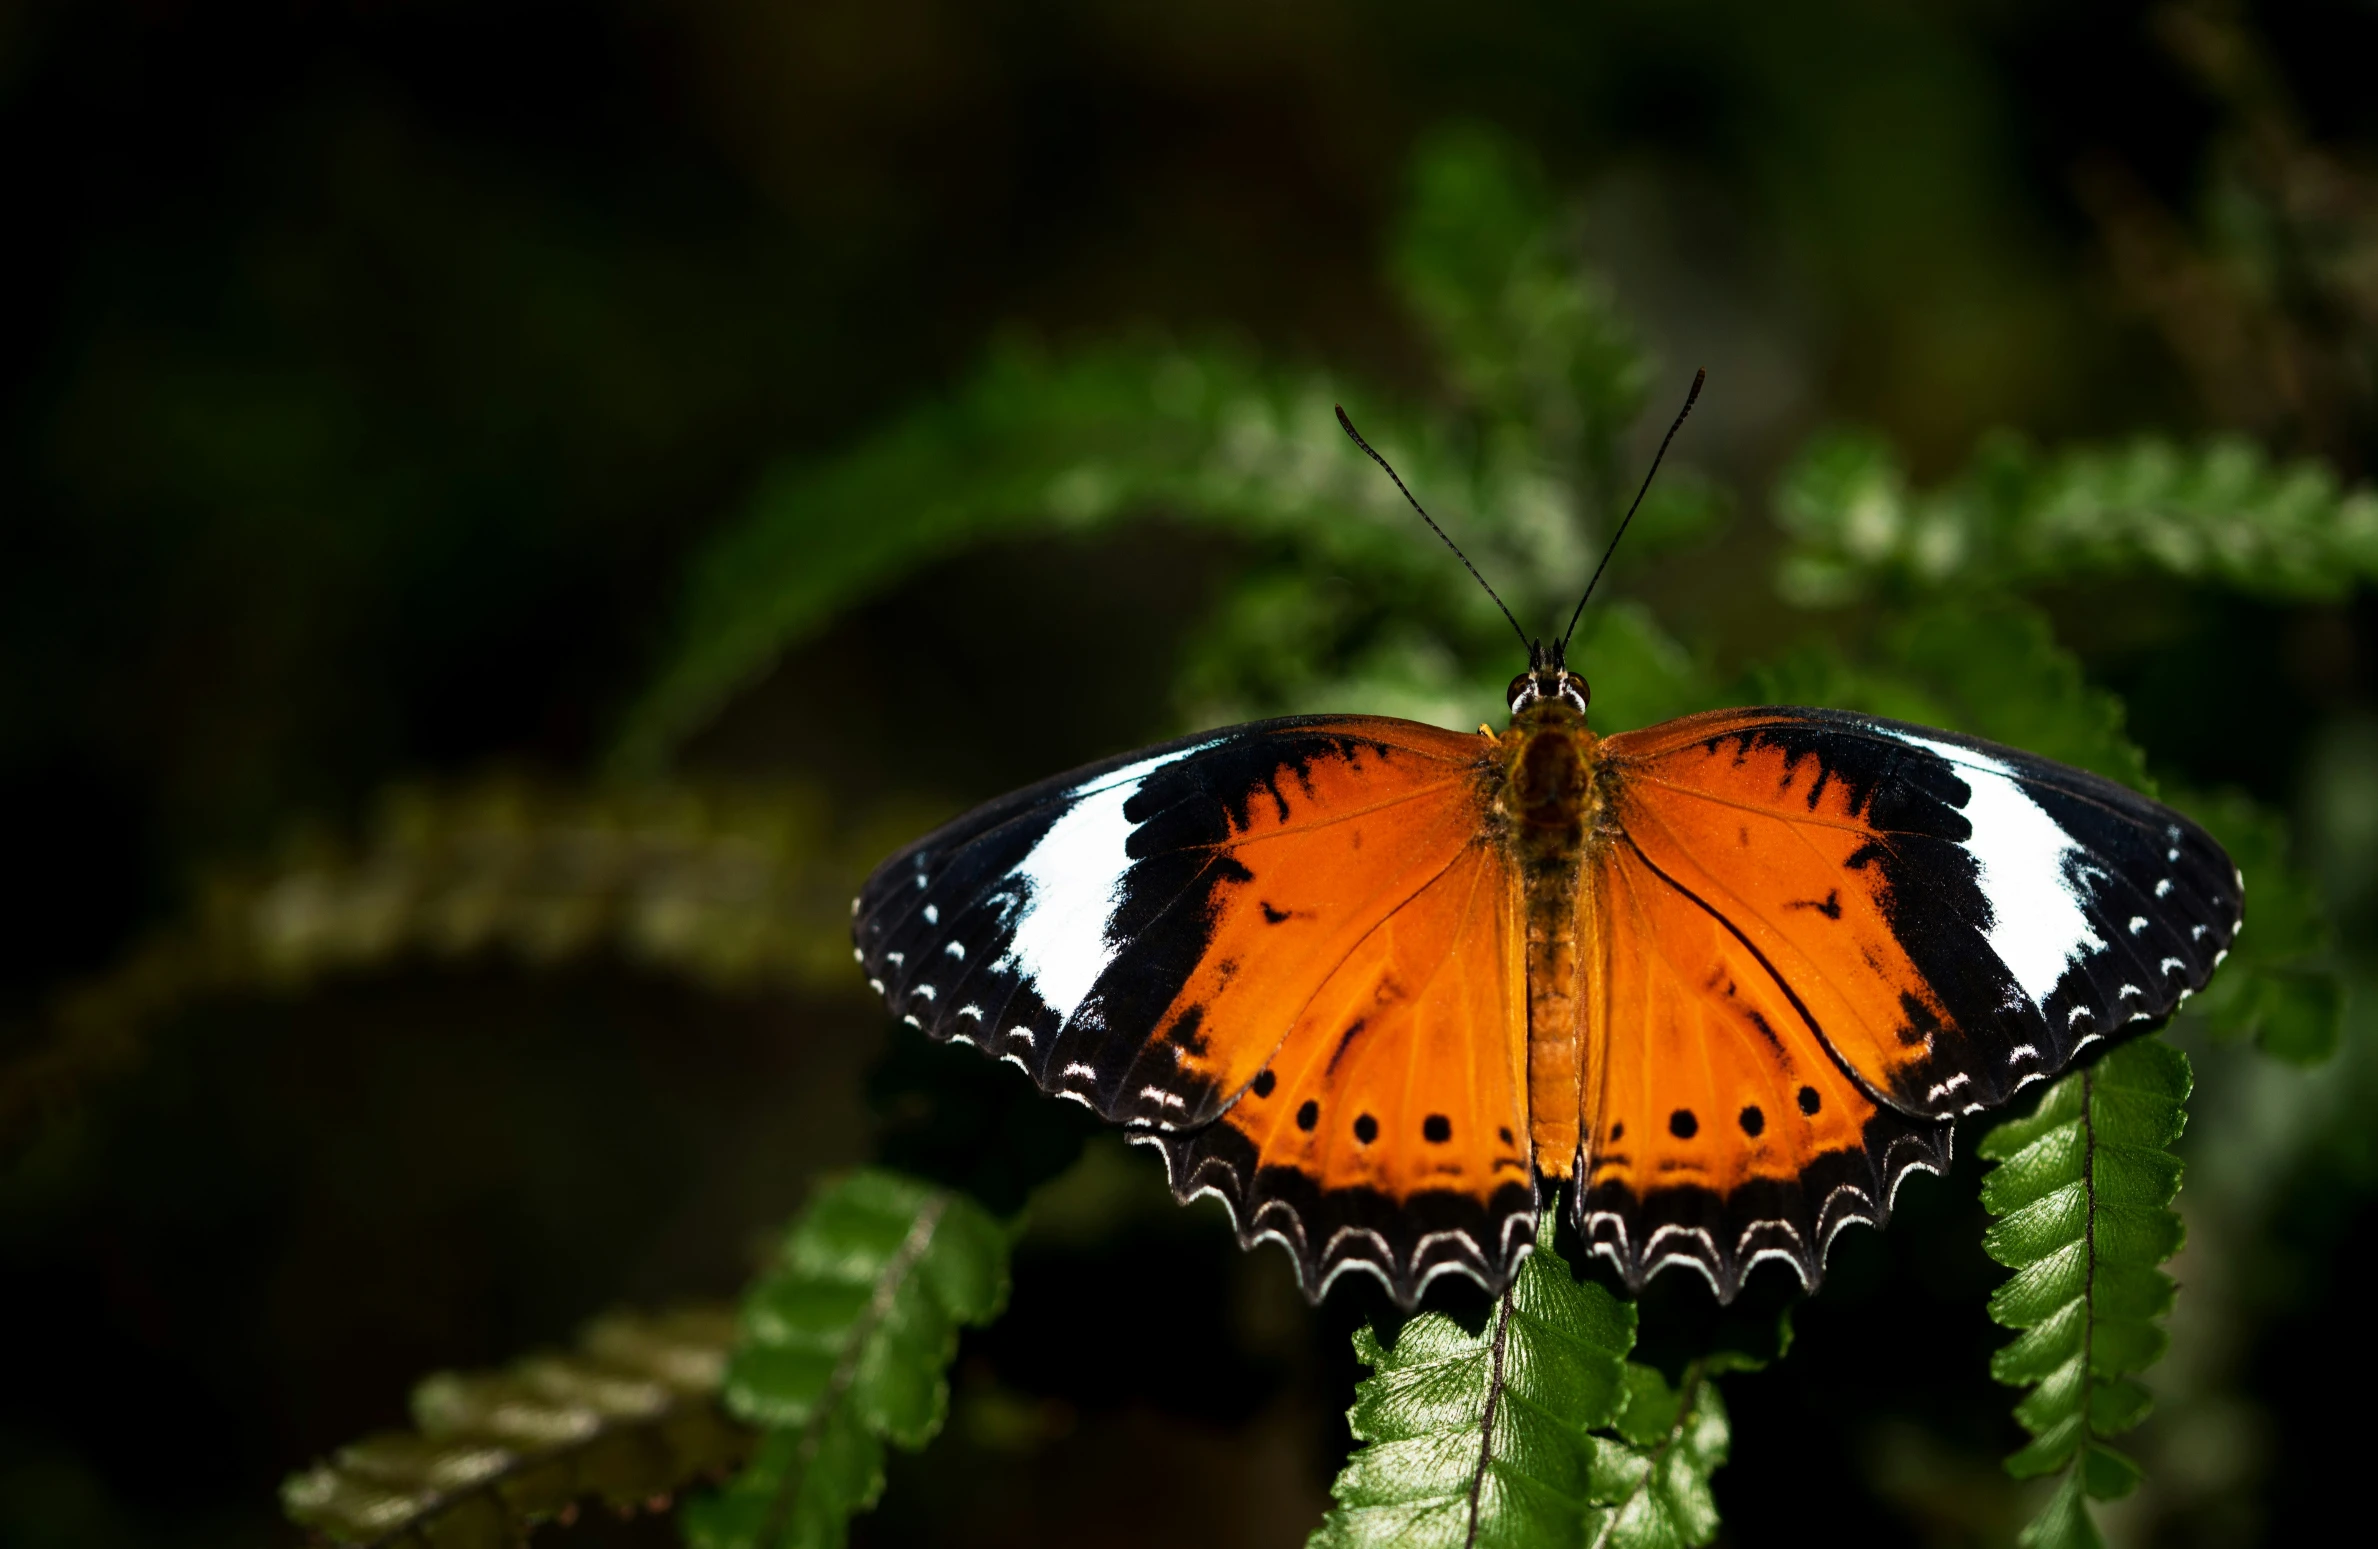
[1493,698,1609,1180]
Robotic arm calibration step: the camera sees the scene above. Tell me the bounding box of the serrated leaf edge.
[1983,1045,2186,1546]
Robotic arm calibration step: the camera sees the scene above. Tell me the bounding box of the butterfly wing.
[851,715,1533,1304]
[1579,705,2240,1295]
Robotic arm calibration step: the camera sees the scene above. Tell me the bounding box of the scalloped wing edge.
[1132,1119,1540,1309]
[1578,1108,1954,1302]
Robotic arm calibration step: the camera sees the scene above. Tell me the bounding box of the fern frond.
[1774,427,2378,605]
[1586,1362,1733,1549]
[681,1168,1010,1549]
[281,1306,747,1547]
[1979,1038,2191,1549]
[1,778,910,1157]
[1312,1232,1737,1549]
[611,341,1590,775]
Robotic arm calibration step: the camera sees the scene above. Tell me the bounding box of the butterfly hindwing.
[852,715,1536,1302]
[1582,833,1950,1296]
[1154,834,1534,1303]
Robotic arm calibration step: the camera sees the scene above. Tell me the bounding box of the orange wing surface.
[1585,705,2240,1294]
[851,715,1533,1304]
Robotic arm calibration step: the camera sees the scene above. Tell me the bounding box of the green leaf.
[1586,1363,1730,1549]
[1776,426,2378,602]
[1979,1039,2191,1549]
[2018,1469,2105,1549]
[1312,1231,1736,1549]
[1566,600,1723,735]
[1312,1236,1634,1549]
[281,1306,748,1548]
[681,1170,1010,1549]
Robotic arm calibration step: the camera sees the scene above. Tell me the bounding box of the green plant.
[683,1170,1011,1549]
[1977,1040,2192,1549]
[9,124,2344,1549]
[281,1308,747,1548]
[1312,1229,1747,1549]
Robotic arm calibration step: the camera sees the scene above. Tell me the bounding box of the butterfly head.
[1508,639,1590,719]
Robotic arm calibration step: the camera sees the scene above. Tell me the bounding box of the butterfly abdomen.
[1498,703,1607,1183]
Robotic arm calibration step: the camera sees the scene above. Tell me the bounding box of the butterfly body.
[1494,696,1604,1187]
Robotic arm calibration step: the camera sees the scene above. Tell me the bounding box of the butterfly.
[850,372,2240,1307]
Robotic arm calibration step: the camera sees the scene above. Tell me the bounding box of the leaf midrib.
[1461,1282,1516,1549]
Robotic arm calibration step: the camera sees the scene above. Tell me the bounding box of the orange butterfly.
[851,373,2239,1307]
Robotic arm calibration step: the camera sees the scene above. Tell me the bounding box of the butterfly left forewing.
[853,714,1536,1303]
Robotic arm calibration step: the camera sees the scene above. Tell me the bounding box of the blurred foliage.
[1979,1040,2193,1549]
[0,778,918,1159]
[617,129,1720,766]
[1774,428,2378,607]
[7,3,2378,1547]
[683,1171,1009,1549]
[1312,1231,1743,1549]
[282,1307,746,1548]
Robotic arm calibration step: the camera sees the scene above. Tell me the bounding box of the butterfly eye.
[1508,670,1590,716]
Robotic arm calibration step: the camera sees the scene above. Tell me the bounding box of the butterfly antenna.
[1335,405,1532,656]
[1557,367,1705,658]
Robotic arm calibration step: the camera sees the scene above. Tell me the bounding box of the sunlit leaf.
[1313,1232,1736,1549]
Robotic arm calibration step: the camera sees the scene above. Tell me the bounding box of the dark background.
[3,2,2375,1545]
